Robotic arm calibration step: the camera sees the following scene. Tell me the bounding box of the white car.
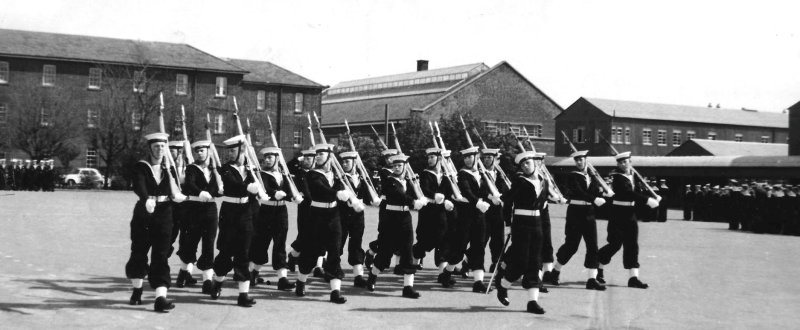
[64,168,105,188]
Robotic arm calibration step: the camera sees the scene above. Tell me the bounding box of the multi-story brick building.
[554,97,789,156]
[321,60,563,154]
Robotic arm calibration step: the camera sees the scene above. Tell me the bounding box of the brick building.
[790,100,800,156]
[554,97,789,157]
[321,60,563,154]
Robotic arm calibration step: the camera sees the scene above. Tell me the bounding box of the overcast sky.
[2,0,798,112]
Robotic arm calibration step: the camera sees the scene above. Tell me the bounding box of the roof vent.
[417,60,428,72]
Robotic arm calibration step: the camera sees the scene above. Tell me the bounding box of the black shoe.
[494,276,509,306]
[287,254,297,272]
[129,287,143,305]
[526,300,545,314]
[176,269,188,288]
[586,278,607,291]
[597,269,606,284]
[628,276,649,289]
[250,270,260,287]
[237,293,256,307]
[364,253,374,269]
[472,280,487,293]
[185,273,198,286]
[277,277,295,291]
[353,275,367,288]
[539,283,549,293]
[402,286,420,299]
[201,280,213,294]
[210,280,223,300]
[549,270,560,286]
[295,281,306,297]
[330,290,347,304]
[541,271,551,283]
[393,265,404,275]
[437,271,454,288]
[366,273,377,292]
[313,267,325,278]
[154,296,175,312]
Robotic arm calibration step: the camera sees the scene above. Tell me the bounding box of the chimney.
[416,60,429,72]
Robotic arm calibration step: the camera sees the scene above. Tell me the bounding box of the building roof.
[580,97,788,128]
[323,91,445,126]
[666,139,788,156]
[545,155,800,168]
[225,58,324,88]
[0,28,246,73]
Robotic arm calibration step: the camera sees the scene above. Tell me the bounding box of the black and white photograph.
[0,0,799,328]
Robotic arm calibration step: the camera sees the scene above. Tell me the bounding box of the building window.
[0,103,7,127]
[510,125,521,136]
[213,114,225,134]
[294,93,304,113]
[642,128,652,145]
[42,65,56,87]
[215,77,227,97]
[88,68,102,90]
[293,128,302,147]
[760,136,770,143]
[687,130,696,140]
[530,124,543,138]
[86,148,98,168]
[267,91,278,112]
[672,130,682,146]
[594,129,601,143]
[657,129,667,146]
[0,61,9,84]
[131,111,142,131]
[176,74,188,95]
[624,127,631,144]
[256,90,266,111]
[611,126,621,144]
[707,132,717,140]
[87,109,98,128]
[40,108,50,127]
[484,122,498,136]
[133,70,145,93]
[573,126,585,143]
[254,129,265,146]
[734,133,743,142]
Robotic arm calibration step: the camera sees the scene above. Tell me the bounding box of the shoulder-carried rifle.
[598,134,659,198]
[430,121,465,201]
[204,112,224,194]
[471,127,512,188]
[232,97,268,200]
[559,130,613,196]
[157,92,186,201]
[311,112,364,210]
[458,115,500,198]
[344,120,380,204]
[389,122,425,200]
[265,115,302,201]
[520,126,565,200]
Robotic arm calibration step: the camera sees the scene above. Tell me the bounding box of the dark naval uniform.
[177,163,220,285]
[412,169,451,265]
[448,168,489,271]
[339,170,372,267]
[289,167,312,256]
[372,173,417,274]
[212,162,257,285]
[597,169,650,270]
[250,169,295,275]
[299,169,345,280]
[556,170,603,270]
[484,168,510,269]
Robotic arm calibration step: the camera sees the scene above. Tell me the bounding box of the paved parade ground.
[0,190,798,329]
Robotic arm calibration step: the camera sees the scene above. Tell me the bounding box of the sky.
[1,0,799,112]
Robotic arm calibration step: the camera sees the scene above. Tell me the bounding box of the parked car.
[63,168,105,188]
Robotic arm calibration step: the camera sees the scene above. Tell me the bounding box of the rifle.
[231,97,269,200]
[598,134,659,199]
[430,121,465,202]
[344,120,381,204]
[204,112,225,194]
[179,105,195,165]
[458,115,501,199]
[471,127,512,189]
[389,122,426,200]
[521,127,565,200]
[265,114,303,201]
[157,92,186,201]
[311,112,364,210]
[306,113,317,146]
[370,125,389,150]
[559,130,614,196]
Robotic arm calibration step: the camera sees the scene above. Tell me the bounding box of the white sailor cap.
[570,150,589,158]
[260,147,281,156]
[534,152,546,159]
[460,146,479,155]
[191,140,212,149]
[339,151,358,159]
[442,150,451,157]
[481,148,500,156]
[388,154,409,164]
[615,152,632,161]
[168,141,184,149]
[301,149,317,157]
[425,147,441,155]
[144,132,169,144]
[313,143,335,153]
[515,151,537,164]
[223,135,247,148]
[381,149,399,156]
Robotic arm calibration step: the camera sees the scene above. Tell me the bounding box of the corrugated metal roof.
[0,28,246,73]
[666,139,788,156]
[545,155,800,168]
[584,98,788,128]
[330,63,487,89]
[225,58,323,88]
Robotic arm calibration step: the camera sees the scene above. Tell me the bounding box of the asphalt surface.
[0,190,798,329]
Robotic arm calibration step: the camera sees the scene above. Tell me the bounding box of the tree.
[54,140,81,170]
[6,85,84,161]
